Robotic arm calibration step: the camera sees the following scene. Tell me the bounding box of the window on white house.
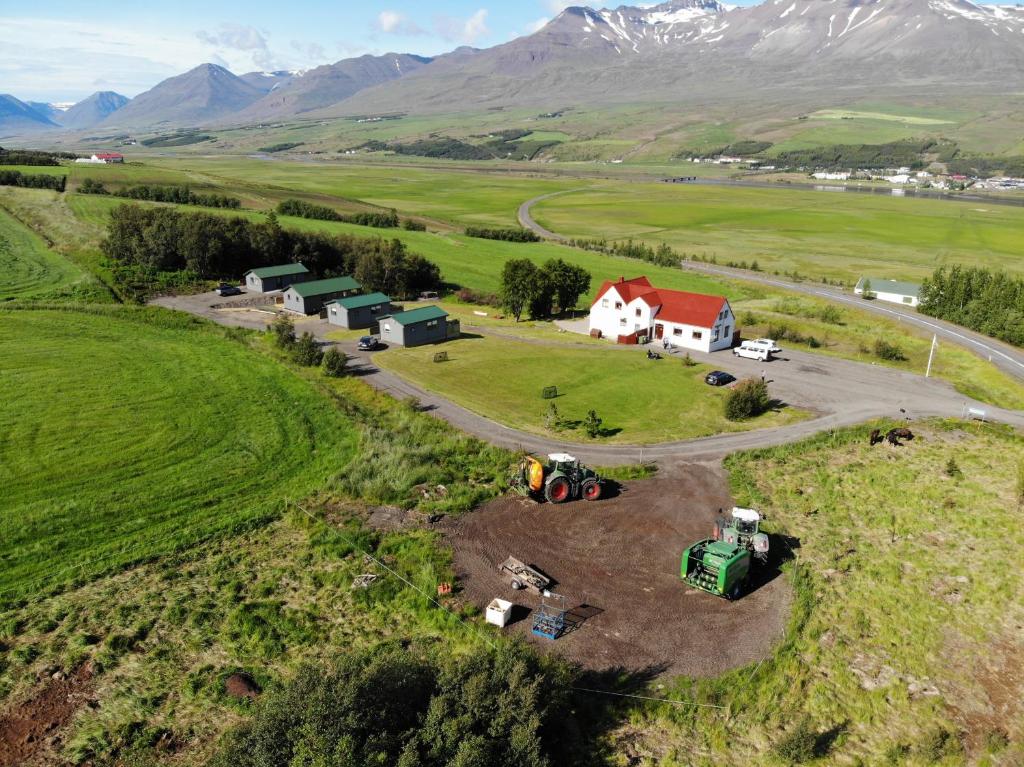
[635,308,642,317]
[903,296,913,304]
[673,328,682,336]
[601,299,608,308]
[692,331,703,340]
[383,323,391,332]
[615,301,622,310]
[724,326,730,337]
[619,318,627,326]
[713,328,719,341]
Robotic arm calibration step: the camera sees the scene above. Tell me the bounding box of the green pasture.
[530,183,1024,283]
[0,206,87,300]
[0,307,357,607]
[375,335,805,444]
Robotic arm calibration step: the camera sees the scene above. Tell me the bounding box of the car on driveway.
[357,336,381,351]
[215,283,242,296]
[704,370,736,387]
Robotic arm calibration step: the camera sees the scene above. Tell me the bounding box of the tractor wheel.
[545,476,571,504]
[728,581,744,601]
[581,479,602,501]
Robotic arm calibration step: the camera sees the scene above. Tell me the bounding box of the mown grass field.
[623,421,1024,765]
[0,206,87,300]
[531,183,1024,284]
[375,335,805,443]
[0,306,358,607]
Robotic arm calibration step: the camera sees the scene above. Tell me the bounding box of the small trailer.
[499,556,551,593]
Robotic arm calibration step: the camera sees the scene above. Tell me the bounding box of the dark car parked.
[215,283,242,296]
[704,370,736,387]
[357,336,381,351]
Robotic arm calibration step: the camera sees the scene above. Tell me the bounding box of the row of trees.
[0,169,66,191]
[80,179,240,208]
[500,258,591,321]
[568,237,681,268]
[465,226,541,243]
[102,205,441,299]
[276,198,399,228]
[213,643,578,767]
[919,265,1024,347]
[0,148,76,166]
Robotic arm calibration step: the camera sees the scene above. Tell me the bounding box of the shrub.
[724,378,771,421]
[402,219,426,231]
[465,226,540,243]
[455,288,499,307]
[543,402,562,431]
[681,352,697,367]
[291,332,323,366]
[817,305,843,325]
[873,338,907,361]
[269,314,295,349]
[583,409,603,438]
[741,310,758,326]
[945,457,963,479]
[772,719,817,763]
[79,177,108,194]
[322,347,349,377]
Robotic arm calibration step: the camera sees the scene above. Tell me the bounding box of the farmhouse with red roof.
[588,276,737,353]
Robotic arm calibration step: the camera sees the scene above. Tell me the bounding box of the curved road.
[518,193,1024,384]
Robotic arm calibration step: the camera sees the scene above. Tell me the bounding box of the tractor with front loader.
[511,453,604,504]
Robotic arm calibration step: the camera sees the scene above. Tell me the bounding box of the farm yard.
[0,149,1023,767]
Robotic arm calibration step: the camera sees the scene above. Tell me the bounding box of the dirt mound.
[0,665,93,767]
[446,472,792,677]
[224,673,261,700]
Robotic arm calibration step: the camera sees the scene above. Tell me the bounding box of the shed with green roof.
[379,305,457,347]
[243,263,310,293]
[283,276,362,315]
[326,292,394,330]
[854,277,921,307]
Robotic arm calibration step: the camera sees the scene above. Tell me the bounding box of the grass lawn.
[636,420,1024,764]
[531,183,1024,284]
[375,335,806,444]
[0,206,88,300]
[0,306,357,607]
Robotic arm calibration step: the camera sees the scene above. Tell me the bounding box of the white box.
[486,598,514,628]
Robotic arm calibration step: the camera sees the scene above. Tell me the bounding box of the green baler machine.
[680,539,751,600]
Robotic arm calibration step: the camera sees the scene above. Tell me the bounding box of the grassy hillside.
[0,206,88,300]
[0,306,358,607]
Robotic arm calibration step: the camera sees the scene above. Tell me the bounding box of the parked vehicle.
[680,539,750,599]
[704,370,736,386]
[357,335,380,351]
[215,283,242,296]
[733,338,781,361]
[511,452,604,503]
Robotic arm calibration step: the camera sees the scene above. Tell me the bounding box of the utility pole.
[925,334,938,378]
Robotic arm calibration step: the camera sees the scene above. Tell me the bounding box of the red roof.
[592,275,726,328]
[95,153,123,159]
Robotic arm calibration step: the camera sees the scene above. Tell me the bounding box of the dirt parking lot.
[445,471,792,677]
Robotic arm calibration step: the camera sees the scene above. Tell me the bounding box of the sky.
[0,0,768,102]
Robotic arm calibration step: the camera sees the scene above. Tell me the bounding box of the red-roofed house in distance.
[588,276,737,353]
[94,153,123,163]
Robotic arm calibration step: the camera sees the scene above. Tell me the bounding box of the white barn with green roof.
[283,276,362,315]
[243,263,310,293]
[326,292,394,329]
[854,277,921,308]
[379,306,457,347]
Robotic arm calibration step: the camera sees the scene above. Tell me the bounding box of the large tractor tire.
[545,475,572,504]
[581,478,602,501]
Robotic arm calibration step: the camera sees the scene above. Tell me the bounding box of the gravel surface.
[443,474,792,677]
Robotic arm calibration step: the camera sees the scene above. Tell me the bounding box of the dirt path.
[444,474,791,677]
[0,666,93,767]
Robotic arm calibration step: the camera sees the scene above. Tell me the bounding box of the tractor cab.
[547,452,579,473]
[713,507,770,563]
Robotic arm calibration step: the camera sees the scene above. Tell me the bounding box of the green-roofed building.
[326,292,394,330]
[283,276,362,315]
[379,305,458,347]
[854,277,921,308]
[243,263,310,293]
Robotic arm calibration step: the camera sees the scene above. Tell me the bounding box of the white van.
[733,338,781,361]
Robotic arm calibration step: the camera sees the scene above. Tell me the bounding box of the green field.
[531,183,1024,283]
[0,306,357,606]
[0,206,87,300]
[376,335,805,443]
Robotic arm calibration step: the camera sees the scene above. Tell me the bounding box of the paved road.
[152,290,1023,469]
[518,193,1024,384]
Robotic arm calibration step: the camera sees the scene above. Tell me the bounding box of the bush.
[772,719,817,763]
[873,338,907,361]
[402,219,426,231]
[79,177,108,195]
[291,332,323,366]
[464,226,540,243]
[740,310,758,326]
[945,457,963,479]
[681,352,697,367]
[276,199,399,228]
[0,169,65,192]
[269,314,295,349]
[724,378,771,421]
[583,409,603,438]
[455,288,499,307]
[322,347,349,377]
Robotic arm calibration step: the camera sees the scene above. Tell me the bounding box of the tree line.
[774,139,941,171]
[276,198,399,228]
[102,205,441,301]
[465,226,540,243]
[919,265,1024,347]
[568,237,682,268]
[80,179,240,208]
[0,148,76,166]
[0,169,66,191]
[500,258,591,321]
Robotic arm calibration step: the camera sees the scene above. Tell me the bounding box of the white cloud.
[434,9,490,44]
[196,23,277,69]
[544,0,575,13]
[526,17,551,34]
[375,10,425,36]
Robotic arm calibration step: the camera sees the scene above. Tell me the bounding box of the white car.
[733,338,781,361]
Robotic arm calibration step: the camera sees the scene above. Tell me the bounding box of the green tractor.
[512,452,603,503]
[713,507,770,564]
[680,539,750,600]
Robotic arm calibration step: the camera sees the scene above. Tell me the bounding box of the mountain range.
[3,0,1023,135]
